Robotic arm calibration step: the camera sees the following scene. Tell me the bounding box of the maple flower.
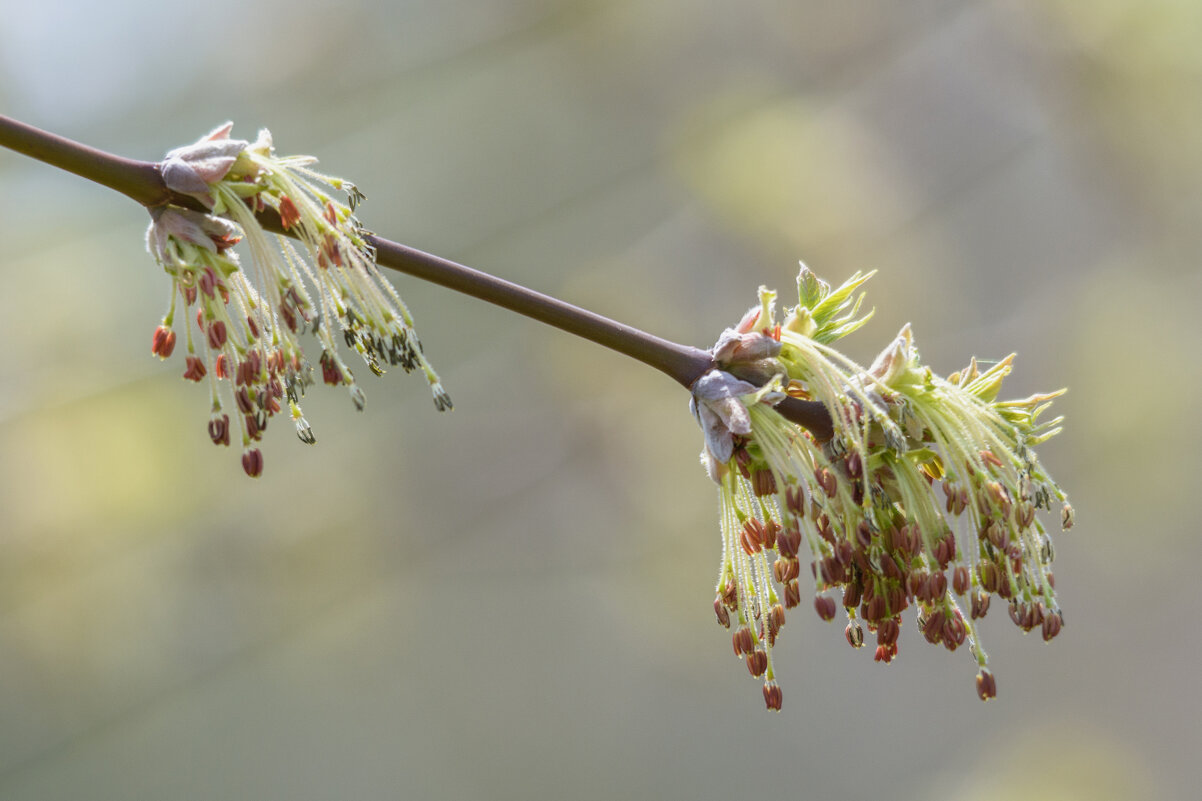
[693,266,1072,710]
[147,123,450,477]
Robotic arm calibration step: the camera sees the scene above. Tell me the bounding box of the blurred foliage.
[0,0,1198,799]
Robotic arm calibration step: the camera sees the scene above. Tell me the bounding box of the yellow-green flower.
[693,266,1072,710]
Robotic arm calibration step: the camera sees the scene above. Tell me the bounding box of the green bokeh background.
[1,1,1197,798]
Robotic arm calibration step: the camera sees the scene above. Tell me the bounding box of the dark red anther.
[813,595,837,622]
[183,285,198,306]
[323,236,342,268]
[763,682,783,711]
[746,649,768,678]
[785,486,805,515]
[773,556,800,584]
[953,565,970,595]
[713,597,730,629]
[879,552,901,581]
[768,605,786,642]
[929,571,948,599]
[777,525,801,558]
[280,303,298,334]
[979,561,1000,593]
[751,468,777,497]
[971,591,991,620]
[236,387,254,414]
[842,580,862,610]
[214,353,229,379]
[907,570,927,600]
[208,414,230,446]
[721,577,738,610]
[922,609,945,644]
[323,201,338,225]
[856,520,872,549]
[212,231,241,252]
[783,580,801,609]
[876,618,899,647]
[845,450,862,479]
[814,468,837,498]
[732,626,754,657]
[740,519,766,555]
[976,668,997,701]
[241,448,264,478]
[151,325,176,359]
[206,320,227,349]
[278,195,301,230]
[320,352,343,385]
[183,356,207,382]
[1042,610,1063,641]
[835,540,853,566]
[245,413,263,441]
[943,613,966,651]
[246,315,259,340]
[199,267,217,299]
[762,520,780,551]
[1016,501,1036,530]
[934,536,955,569]
[873,643,896,663]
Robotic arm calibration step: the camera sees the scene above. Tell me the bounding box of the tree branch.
[0,113,832,438]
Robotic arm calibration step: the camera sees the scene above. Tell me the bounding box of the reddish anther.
[241,448,264,478]
[199,267,217,299]
[151,326,176,359]
[976,668,997,701]
[278,195,301,229]
[951,565,968,594]
[732,627,754,657]
[208,414,230,446]
[713,597,730,629]
[813,595,837,622]
[762,682,783,711]
[876,618,900,647]
[740,519,765,555]
[207,320,227,349]
[783,580,801,610]
[183,356,207,382]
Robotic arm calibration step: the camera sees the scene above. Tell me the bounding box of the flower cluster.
[692,267,1072,710]
[146,123,450,477]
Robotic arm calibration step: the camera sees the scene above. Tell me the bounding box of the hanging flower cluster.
[146,123,450,477]
[692,267,1072,711]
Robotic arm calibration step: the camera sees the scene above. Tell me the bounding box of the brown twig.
[0,113,833,438]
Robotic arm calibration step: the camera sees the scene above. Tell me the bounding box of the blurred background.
[1,0,1198,798]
